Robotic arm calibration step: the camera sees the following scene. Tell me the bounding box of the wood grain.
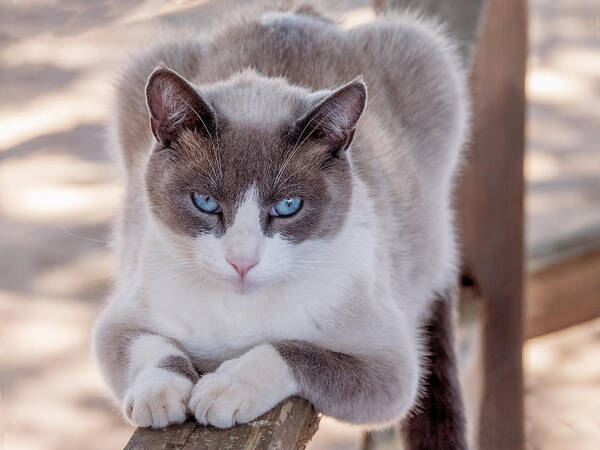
[457,0,528,447]
[124,397,320,450]
[526,250,600,339]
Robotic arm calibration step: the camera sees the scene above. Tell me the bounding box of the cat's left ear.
[145,66,216,147]
[295,78,367,157]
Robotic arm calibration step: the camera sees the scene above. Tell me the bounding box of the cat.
[92,2,468,448]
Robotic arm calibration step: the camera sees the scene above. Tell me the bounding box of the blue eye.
[271,197,302,217]
[192,193,221,214]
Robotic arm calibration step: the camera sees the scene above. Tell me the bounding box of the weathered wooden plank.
[526,249,600,339]
[124,397,320,450]
[529,225,600,272]
[125,421,198,450]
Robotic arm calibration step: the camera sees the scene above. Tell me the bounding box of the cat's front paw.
[123,367,193,428]
[189,344,297,428]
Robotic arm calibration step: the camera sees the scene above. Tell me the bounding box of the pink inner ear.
[294,79,367,153]
[145,67,216,144]
[149,115,176,144]
[323,80,367,133]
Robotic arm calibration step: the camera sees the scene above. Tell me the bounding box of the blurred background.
[0,0,598,449]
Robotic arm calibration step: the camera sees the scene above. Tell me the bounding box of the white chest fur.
[143,267,354,361]
[135,178,381,362]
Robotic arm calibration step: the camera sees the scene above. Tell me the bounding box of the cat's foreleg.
[189,332,419,428]
[93,313,199,428]
[274,341,420,425]
[189,344,298,428]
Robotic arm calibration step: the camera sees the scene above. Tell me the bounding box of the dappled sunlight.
[3,182,121,223]
[116,0,211,26]
[339,7,376,29]
[525,319,600,380]
[0,3,158,150]
[308,417,364,450]
[1,153,116,184]
[524,318,600,450]
[528,189,596,218]
[2,35,124,71]
[0,153,121,225]
[525,152,560,182]
[526,0,600,258]
[0,74,111,151]
[552,47,600,78]
[0,291,94,364]
[0,0,598,449]
[526,69,594,103]
[0,290,133,450]
[526,187,600,256]
[32,250,114,298]
[0,1,144,448]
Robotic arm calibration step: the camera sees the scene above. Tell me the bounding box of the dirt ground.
[1,1,599,449]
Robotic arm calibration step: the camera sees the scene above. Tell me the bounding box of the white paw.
[123,367,193,428]
[189,344,297,429]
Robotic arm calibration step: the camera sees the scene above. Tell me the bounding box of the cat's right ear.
[145,67,216,147]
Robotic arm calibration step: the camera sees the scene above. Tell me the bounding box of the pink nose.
[226,256,259,278]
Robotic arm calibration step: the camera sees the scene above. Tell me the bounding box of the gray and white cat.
[93,3,468,448]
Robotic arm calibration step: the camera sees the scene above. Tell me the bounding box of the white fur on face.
[222,186,263,272]
[188,186,342,293]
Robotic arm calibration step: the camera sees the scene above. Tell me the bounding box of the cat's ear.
[145,66,216,146]
[295,78,367,157]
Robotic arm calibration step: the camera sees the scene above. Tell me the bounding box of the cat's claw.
[123,367,193,428]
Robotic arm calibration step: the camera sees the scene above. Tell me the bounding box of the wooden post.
[124,397,320,450]
[372,1,526,449]
[458,0,527,448]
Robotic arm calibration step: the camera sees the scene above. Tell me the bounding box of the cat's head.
[143,67,366,293]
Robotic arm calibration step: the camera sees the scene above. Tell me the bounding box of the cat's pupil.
[192,193,221,214]
[272,197,302,217]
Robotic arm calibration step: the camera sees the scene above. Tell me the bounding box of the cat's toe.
[123,368,192,428]
[190,373,254,428]
[205,385,245,428]
[191,346,296,428]
[124,391,153,427]
[190,373,231,426]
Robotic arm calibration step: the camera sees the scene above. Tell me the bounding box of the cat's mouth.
[199,268,265,294]
[231,276,257,295]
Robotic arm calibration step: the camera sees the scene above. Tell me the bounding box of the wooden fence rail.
[124,397,319,450]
